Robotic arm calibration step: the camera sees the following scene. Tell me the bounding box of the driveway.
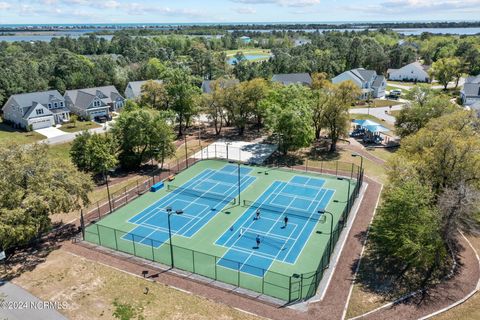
[41,121,112,145]
[34,126,66,139]
[0,281,68,320]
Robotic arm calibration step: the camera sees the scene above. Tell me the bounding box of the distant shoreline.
[2,21,480,33]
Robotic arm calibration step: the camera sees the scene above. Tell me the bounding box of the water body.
[0,33,113,42]
[228,54,272,64]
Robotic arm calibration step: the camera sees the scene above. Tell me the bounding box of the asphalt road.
[349,104,403,125]
[0,281,68,320]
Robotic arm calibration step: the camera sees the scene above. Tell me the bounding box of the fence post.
[320,160,323,173]
[300,274,304,300]
[350,163,354,180]
[214,256,218,280]
[97,201,100,219]
[132,234,137,256]
[288,276,292,302]
[150,239,154,261]
[335,161,338,176]
[113,229,118,250]
[192,251,195,273]
[97,224,102,245]
[237,262,240,287]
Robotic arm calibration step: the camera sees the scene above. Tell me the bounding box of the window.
[60,102,64,107]
[54,102,58,108]
[48,103,52,109]
[36,109,44,115]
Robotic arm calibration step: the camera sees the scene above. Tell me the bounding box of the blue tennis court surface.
[216,176,334,277]
[123,164,256,247]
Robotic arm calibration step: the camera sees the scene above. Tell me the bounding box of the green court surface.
[85,159,359,302]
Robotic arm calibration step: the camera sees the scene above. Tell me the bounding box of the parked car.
[350,128,366,137]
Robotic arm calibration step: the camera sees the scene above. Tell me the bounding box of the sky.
[1,0,480,25]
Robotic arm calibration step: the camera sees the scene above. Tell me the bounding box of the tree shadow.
[0,223,78,282]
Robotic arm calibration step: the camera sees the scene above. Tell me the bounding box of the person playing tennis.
[255,209,261,220]
[238,228,244,238]
[255,235,261,248]
[283,215,289,228]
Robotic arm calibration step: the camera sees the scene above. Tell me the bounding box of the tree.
[0,144,93,252]
[395,95,457,137]
[70,131,118,177]
[263,85,314,155]
[369,178,446,285]
[429,57,461,90]
[139,80,167,110]
[164,68,201,135]
[112,108,175,169]
[241,78,270,130]
[69,114,78,127]
[321,81,360,152]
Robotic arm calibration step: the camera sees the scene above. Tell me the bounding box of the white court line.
[179,175,256,237]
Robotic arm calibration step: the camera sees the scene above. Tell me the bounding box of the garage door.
[89,110,108,117]
[31,118,53,130]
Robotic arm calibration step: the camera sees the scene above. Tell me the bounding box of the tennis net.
[243,199,322,220]
[167,184,236,205]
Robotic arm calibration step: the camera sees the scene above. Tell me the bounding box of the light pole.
[336,177,351,225]
[151,147,160,184]
[351,153,364,181]
[166,206,183,268]
[237,163,241,204]
[104,168,114,213]
[318,210,334,265]
[184,134,188,168]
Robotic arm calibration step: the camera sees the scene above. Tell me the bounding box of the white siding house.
[461,75,480,107]
[2,90,69,130]
[387,62,430,82]
[332,68,386,99]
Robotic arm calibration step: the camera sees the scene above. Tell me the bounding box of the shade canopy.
[352,119,390,133]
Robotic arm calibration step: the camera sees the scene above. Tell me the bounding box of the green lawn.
[59,121,101,133]
[0,118,45,145]
[224,48,272,57]
[85,159,355,302]
[47,142,73,162]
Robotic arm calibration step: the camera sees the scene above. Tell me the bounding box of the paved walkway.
[349,105,403,125]
[0,281,68,320]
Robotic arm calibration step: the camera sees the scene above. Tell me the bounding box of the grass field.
[12,249,259,320]
[85,159,356,301]
[60,121,101,133]
[0,118,45,144]
[224,48,272,57]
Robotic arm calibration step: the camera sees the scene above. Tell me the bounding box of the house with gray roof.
[2,90,69,130]
[124,80,163,100]
[460,75,480,107]
[332,68,386,99]
[271,73,312,87]
[64,86,124,120]
[201,79,240,94]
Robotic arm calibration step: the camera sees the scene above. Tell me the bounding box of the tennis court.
[84,159,361,302]
[123,164,256,247]
[216,176,334,277]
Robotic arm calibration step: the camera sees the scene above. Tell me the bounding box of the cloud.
[126,3,206,18]
[233,6,257,14]
[230,0,320,7]
[0,1,12,10]
[343,0,480,14]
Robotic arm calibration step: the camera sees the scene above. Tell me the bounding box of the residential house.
[124,80,163,100]
[2,90,69,130]
[332,68,386,99]
[239,36,251,44]
[271,73,312,87]
[461,75,480,106]
[294,39,312,47]
[64,86,124,120]
[201,79,240,94]
[387,61,430,82]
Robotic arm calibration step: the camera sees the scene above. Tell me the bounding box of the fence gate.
[289,274,302,302]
